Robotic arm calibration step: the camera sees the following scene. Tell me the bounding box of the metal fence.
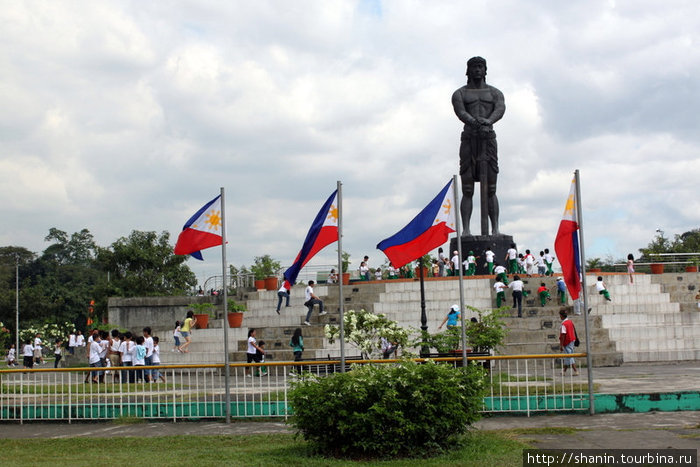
[0,354,590,423]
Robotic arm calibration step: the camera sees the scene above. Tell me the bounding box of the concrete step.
[501,341,618,355]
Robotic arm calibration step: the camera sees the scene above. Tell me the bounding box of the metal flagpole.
[574,170,595,415]
[419,261,428,356]
[453,175,468,366]
[220,187,232,423]
[15,254,19,358]
[336,181,346,372]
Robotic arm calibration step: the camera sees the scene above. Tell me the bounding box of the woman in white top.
[509,275,524,318]
[245,329,265,377]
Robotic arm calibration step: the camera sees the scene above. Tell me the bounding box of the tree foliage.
[97,230,196,297]
[250,254,281,280]
[0,228,197,341]
[638,228,700,260]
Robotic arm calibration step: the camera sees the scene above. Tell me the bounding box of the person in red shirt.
[559,309,579,376]
[537,282,552,307]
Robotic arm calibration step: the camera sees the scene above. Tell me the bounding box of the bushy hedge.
[288,360,486,459]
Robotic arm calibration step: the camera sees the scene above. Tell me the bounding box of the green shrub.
[288,359,487,459]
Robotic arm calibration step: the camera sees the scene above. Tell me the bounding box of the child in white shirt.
[596,276,611,301]
[7,344,17,366]
[152,336,166,383]
[22,340,34,368]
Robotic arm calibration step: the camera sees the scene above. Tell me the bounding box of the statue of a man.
[452,56,505,235]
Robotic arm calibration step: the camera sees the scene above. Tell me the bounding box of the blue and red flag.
[377,180,456,268]
[283,190,339,286]
[554,177,582,300]
[174,195,223,260]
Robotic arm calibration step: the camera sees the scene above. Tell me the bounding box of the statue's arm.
[452,89,478,127]
[485,87,505,125]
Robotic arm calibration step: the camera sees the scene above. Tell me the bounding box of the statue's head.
[466,56,487,83]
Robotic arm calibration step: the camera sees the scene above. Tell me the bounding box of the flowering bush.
[19,322,73,345]
[289,359,487,458]
[325,309,409,359]
[0,323,11,350]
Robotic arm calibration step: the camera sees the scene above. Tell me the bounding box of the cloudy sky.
[2,0,699,284]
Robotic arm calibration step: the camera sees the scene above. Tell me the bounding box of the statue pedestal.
[449,234,516,276]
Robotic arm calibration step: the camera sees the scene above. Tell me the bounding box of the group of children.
[7,333,66,369]
[81,327,167,384]
[355,246,559,281]
[8,327,168,383]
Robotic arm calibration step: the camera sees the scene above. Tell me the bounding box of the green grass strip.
[1,431,529,466]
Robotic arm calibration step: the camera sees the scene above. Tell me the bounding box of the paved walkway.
[591,361,700,393]
[1,412,697,458]
[1,362,698,461]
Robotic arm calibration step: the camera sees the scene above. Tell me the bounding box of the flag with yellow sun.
[283,190,339,285]
[174,194,223,260]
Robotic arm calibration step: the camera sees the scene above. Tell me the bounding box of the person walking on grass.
[303,280,326,325]
[179,311,196,353]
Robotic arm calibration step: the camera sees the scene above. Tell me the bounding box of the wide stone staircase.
[153,273,700,366]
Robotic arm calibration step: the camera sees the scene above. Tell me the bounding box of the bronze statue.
[452,56,505,236]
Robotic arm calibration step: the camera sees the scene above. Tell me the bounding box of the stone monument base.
[449,234,516,276]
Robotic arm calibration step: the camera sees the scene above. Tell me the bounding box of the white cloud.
[1,0,700,282]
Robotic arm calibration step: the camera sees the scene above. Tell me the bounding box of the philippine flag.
[377,180,456,268]
[554,177,582,300]
[283,190,339,285]
[174,195,223,260]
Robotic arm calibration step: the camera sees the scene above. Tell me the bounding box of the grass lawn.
[2,430,531,466]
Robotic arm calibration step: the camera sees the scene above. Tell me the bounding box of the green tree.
[96,230,197,298]
[0,247,37,338]
[639,230,673,257]
[671,229,700,253]
[250,254,281,280]
[35,229,101,325]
